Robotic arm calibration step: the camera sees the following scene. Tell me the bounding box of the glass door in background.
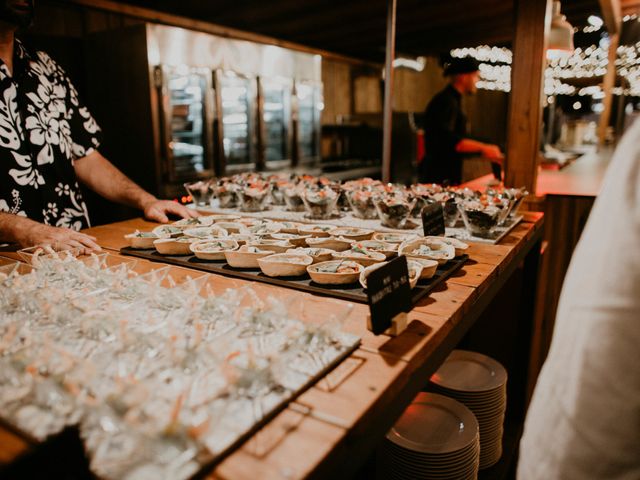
[260,78,291,169]
[157,66,214,182]
[217,71,255,172]
[296,82,321,165]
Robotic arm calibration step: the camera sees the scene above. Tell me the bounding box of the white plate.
[430,350,507,392]
[382,441,478,465]
[386,392,478,455]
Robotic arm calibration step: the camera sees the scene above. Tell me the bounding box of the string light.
[451,18,640,99]
[450,46,512,65]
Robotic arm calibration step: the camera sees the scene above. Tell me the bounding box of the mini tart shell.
[410,257,439,279]
[371,232,419,244]
[307,260,363,285]
[398,238,456,265]
[152,225,184,238]
[125,232,159,249]
[278,222,303,234]
[209,214,242,222]
[224,246,274,268]
[328,227,374,241]
[171,216,216,227]
[189,239,239,261]
[359,260,421,289]
[153,237,197,255]
[269,233,311,247]
[212,222,247,234]
[353,240,398,259]
[246,240,292,253]
[248,222,284,235]
[332,249,386,267]
[424,236,469,257]
[297,224,334,237]
[258,253,313,277]
[183,226,228,239]
[229,233,257,246]
[286,247,334,264]
[305,236,353,252]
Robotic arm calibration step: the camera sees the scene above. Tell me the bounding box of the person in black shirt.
[0,0,197,252]
[419,57,503,185]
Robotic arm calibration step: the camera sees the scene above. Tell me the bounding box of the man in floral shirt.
[0,0,196,252]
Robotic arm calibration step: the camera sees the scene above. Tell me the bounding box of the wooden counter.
[536,148,612,197]
[0,213,543,480]
[464,147,613,198]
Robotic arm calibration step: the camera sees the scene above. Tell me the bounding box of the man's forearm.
[0,212,101,250]
[0,212,36,243]
[455,138,486,154]
[74,151,157,210]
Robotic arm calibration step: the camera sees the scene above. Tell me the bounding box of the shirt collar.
[446,83,462,100]
[13,38,32,78]
[0,37,32,80]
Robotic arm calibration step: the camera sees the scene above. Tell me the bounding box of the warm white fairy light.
[451,45,512,64]
[452,17,640,99]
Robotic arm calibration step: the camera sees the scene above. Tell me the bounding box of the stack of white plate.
[429,349,508,469]
[377,392,480,480]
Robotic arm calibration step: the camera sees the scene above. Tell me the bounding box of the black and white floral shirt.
[0,39,102,231]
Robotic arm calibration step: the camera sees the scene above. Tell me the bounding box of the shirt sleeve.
[60,71,103,161]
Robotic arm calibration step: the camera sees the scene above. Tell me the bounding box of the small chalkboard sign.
[366,255,412,335]
[421,202,446,237]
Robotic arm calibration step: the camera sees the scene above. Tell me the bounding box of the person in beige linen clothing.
[518,119,640,479]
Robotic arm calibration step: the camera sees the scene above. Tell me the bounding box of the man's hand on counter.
[142,199,200,224]
[0,214,102,253]
[480,144,504,164]
[456,139,504,165]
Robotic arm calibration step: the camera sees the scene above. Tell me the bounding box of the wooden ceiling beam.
[277,0,512,36]
[212,0,377,32]
[294,8,514,47]
[59,0,381,66]
[394,20,514,52]
[140,0,514,42]
[256,2,389,37]
[60,0,606,62]
[212,0,332,24]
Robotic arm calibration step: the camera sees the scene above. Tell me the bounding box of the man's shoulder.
[425,86,457,112]
[32,50,66,76]
[16,40,68,80]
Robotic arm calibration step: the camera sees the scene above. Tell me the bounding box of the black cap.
[443,57,480,76]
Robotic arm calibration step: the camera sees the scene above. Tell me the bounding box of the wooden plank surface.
[0,429,29,466]
[0,213,544,478]
[466,146,613,199]
[214,412,346,480]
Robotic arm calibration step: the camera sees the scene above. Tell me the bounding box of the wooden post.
[505,0,552,193]
[381,0,397,184]
[597,0,622,145]
[255,76,265,172]
[598,33,620,145]
[599,0,622,35]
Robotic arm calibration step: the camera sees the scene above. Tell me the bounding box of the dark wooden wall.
[22,1,144,96]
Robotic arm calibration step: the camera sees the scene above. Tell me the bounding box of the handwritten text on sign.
[366,256,412,335]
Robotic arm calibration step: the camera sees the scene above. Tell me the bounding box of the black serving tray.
[120,247,468,305]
